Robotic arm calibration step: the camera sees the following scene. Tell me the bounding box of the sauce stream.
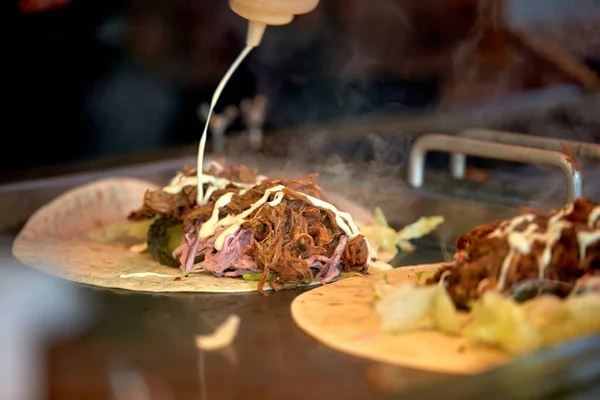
[196,45,254,203]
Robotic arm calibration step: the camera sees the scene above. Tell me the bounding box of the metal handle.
[451,128,600,180]
[408,133,583,203]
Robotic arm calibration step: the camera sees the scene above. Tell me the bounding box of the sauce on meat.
[490,203,600,291]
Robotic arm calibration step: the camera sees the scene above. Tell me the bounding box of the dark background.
[5,0,600,173]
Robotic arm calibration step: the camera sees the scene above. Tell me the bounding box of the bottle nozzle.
[246,20,267,47]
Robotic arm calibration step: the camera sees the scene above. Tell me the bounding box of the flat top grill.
[2,104,600,398]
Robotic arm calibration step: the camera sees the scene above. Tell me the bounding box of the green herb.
[383,273,390,284]
[415,271,424,282]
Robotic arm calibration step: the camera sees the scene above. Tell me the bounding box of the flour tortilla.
[291,264,510,375]
[12,177,390,293]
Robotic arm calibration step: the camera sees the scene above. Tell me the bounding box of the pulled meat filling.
[429,199,600,308]
[128,166,370,293]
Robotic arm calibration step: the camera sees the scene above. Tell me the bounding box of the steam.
[207,0,599,265]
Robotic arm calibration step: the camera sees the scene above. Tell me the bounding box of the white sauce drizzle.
[199,192,235,238]
[489,202,600,291]
[268,191,284,207]
[202,185,219,205]
[196,45,254,203]
[588,206,600,228]
[497,249,516,291]
[578,231,600,265]
[488,214,536,238]
[163,174,255,197]
[134,42,385,273]
[168,180,378,265]
[300,192,361,237]
[155,36,380,266]
[477,278,490,293]
[212,185,285,250]
[119,272,173,278]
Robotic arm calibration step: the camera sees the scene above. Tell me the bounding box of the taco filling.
[427,199,600,308]
[128,163,378,294]
[371,199,600,355]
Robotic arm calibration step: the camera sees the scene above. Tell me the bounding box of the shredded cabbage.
[374,280,461,335]
[375,279,600,355]
[463,292,600,354]
[359,208,444,257]
[462,292,542,354]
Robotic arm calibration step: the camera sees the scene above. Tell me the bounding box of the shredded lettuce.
[462,292,542,354]
[464,292,600,354]
[375,279,600,355]
[568,294,600,337]
[358,207,444,257]
[374,279,461,335]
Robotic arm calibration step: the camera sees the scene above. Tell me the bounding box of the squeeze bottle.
[229,0,320,47]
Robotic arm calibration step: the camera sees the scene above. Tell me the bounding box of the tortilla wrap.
[12,177,390,293]
[290,264,509,375]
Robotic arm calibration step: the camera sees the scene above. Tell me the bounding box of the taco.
[13,162,403,293]
[291,199,600,374]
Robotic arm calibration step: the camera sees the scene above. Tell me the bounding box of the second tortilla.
[290,264,509,375]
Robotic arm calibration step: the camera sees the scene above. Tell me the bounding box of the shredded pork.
[128,166,371,293]
[428,199,600,308]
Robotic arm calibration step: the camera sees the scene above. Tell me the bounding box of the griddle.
[1,122,599,399]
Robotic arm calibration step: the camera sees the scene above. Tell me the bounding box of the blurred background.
[5,0,600,175]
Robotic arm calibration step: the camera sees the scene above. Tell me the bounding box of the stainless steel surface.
[0,159,454,399]
[451,128,600,179]
[0,155,525,249]
[3,154,598,399]
[407,133,583,203]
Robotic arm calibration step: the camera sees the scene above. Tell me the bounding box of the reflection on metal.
[240,94,269,151]
[109,362,151,400]
[451,128,600,180]
[0,256,92,400]
[407,133,583,203]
